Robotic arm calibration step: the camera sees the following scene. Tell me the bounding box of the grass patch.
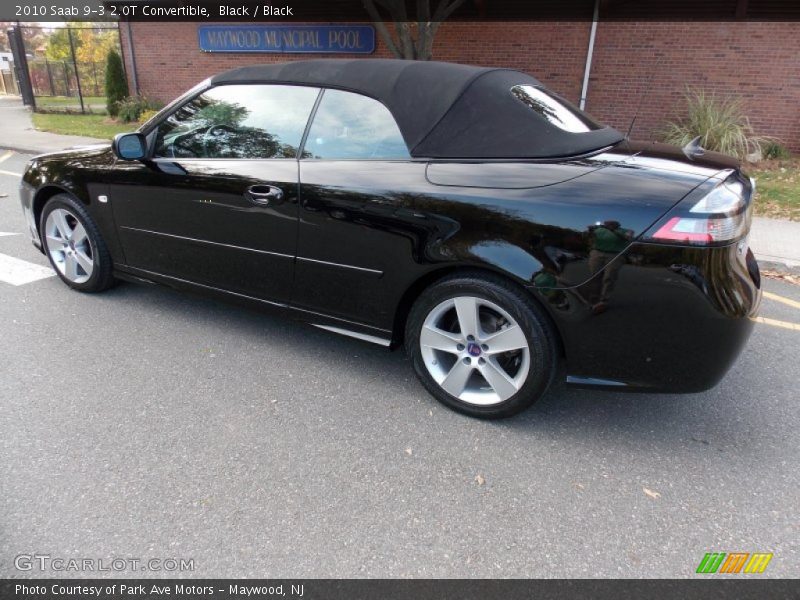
[748,158,800,221]
[36,95,108,113]
[31,112,136,140]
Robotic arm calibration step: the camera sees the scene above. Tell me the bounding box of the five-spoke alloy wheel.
[407,272,558,419]
[45,207,94,284]
[40,193,115,293]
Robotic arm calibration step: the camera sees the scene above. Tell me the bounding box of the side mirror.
[112,132,147,161]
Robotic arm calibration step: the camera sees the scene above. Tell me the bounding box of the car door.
[107,83,320,303]
[295,88,430,330]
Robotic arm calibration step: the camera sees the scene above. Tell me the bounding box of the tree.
[44,28,79,61]
[105,49,128,116]
[362,0,466,60]
[76,28,118,63]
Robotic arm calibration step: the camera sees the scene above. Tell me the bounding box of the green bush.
[116,96,160,123]
[105,49,129,117]
[138,108,159,124]
[660,88,764,160]
[762,140,791,160]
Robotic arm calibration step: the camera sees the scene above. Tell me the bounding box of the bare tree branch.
[363,0,466,61]
[362,0,402,58]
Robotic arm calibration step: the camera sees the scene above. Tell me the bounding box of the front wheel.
[40,193,115,293]
[406,273,558,419]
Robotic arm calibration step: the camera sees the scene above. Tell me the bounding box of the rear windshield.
[511,85,603,133]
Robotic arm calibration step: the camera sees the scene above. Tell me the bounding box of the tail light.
[644,173,753,245]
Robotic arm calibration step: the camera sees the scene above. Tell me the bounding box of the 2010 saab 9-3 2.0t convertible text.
[20,59,761,418]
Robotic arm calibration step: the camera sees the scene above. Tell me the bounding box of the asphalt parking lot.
[1,150,798,578]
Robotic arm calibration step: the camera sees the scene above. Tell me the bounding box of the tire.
[405,271,558,419]
[40,193,116,293]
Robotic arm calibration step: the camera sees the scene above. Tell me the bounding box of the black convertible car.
[20,59,761,418]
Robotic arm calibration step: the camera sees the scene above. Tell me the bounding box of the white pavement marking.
[0,169,20,177]
[0,232,22,237]
[0,252,55,286]
[0,151,13,163]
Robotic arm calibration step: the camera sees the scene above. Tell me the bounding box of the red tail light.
[645,174,753,246]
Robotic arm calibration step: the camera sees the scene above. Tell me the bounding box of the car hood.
[32,143,113,163]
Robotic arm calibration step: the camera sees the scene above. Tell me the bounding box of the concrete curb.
[757,259,800,276]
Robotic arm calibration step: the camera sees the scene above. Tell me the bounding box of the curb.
[0,144,50,155]
[757,259,800,276]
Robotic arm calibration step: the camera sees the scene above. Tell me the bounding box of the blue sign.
[198,25,375,54]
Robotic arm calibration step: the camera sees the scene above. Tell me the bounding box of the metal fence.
[5,25,123,114]
[28,59,108,112]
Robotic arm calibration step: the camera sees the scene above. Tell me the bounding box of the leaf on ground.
[643,487,661,499]
[404,447,412,456]
[474,474,486,486]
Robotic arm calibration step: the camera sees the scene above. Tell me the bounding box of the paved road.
[1,151,798,578]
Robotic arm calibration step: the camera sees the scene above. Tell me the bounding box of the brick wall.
[121,20,800,151]
[586,21,800,151]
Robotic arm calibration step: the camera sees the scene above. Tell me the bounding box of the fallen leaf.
[643,487,661,499]
[404,447,413,456]
[475,474,485,486]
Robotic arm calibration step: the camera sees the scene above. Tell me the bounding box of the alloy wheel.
[44,208,94,284]
[419,296,530,406]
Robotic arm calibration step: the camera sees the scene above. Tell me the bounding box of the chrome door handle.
[245,185,284,205]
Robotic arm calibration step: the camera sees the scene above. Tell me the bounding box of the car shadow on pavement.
[96,280,778,453]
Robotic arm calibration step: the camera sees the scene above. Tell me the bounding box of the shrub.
[138,108,159,124]
[762,140,791,160]
[105,49,129,117]
[660,88,764,160]
[116,96,158,123]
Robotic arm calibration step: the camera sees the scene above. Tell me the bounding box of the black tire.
[405,271,558,419]
[40,193,116,293]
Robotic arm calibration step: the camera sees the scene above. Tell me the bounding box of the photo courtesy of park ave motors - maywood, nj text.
[1,0,799,595]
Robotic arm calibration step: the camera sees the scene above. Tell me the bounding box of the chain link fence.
[3,24,123,114]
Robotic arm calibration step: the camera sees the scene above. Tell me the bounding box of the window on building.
[304,89,409,160]
[154,84,319,159]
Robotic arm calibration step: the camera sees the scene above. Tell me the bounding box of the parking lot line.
[0,169,20,177]
[0,252,54,286]
[0,151,13,164]
[750,315,800,332]
[763,290,800,311]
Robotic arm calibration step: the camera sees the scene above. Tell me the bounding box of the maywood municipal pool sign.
[198,25,376,54]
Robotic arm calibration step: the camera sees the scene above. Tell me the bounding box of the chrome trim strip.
[296,256,383,275]
[291,305,391,333]
[566,375,627,387]
[312,324,391,347]
[119,266,392,334]
[119,226,294,259]
[125,266,287,308]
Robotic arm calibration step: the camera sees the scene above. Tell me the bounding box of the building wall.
[586,21,800,151]
[122,20,800,151]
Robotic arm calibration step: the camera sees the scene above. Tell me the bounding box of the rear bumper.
[535,238,761,393]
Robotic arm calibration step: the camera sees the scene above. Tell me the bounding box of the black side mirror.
[112,132,147,161]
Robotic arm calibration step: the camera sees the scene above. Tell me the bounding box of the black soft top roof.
[211,59,623,159]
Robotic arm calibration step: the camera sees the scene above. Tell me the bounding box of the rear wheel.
[406,272,558,419]
[40,194,115,293]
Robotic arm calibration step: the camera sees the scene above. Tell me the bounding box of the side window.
[304,89,409,160]
[154,84,319,159]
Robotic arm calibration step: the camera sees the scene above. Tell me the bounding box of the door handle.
[245,184,284,206]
